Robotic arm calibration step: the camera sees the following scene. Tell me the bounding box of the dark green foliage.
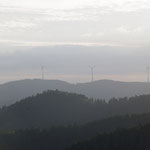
[1,89,150,149]
[0,90,92,130]
[66,124,150,150]
[1,90,150,130]
[0,114,150,150]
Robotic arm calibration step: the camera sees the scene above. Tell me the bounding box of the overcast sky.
[0,0,150,83]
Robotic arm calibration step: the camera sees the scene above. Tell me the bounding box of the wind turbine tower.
[41,66,45,80]
[147,66,150,83]
[90,66,95,82]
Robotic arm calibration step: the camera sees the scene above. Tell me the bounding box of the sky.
[0,0,150,83]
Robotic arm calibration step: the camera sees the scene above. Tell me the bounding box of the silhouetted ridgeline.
[1,90,150,130]
[0,79,150,106]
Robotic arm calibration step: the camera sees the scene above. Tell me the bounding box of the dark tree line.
[1,90,150,130]
[66,124,150,150]
[0,113,150,150]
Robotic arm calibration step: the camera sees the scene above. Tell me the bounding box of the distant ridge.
[0,79,150,106]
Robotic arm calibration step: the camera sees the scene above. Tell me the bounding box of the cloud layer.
[0,0,150,47]
[0,0,150,83]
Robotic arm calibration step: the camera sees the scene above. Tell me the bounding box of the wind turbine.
[89,66,95,82]
[147,66,150,83]
[41,65,45,80]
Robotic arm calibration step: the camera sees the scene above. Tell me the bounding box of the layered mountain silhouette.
[1,90,150,149]
[1,90,150,130]
[0,79,150,106]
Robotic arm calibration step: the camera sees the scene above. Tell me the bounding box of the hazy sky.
[0,0,150,83]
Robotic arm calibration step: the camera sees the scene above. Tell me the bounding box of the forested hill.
[0,79,150,106]
[1,90,150,130]
[0,90,91,130]
[1,114,150,150]
[66,124,150,150]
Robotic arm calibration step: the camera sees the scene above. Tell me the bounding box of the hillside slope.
[66,124,150,150]
[0,79,150,106]
[1,91,150,130]
[1,114,150,150]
